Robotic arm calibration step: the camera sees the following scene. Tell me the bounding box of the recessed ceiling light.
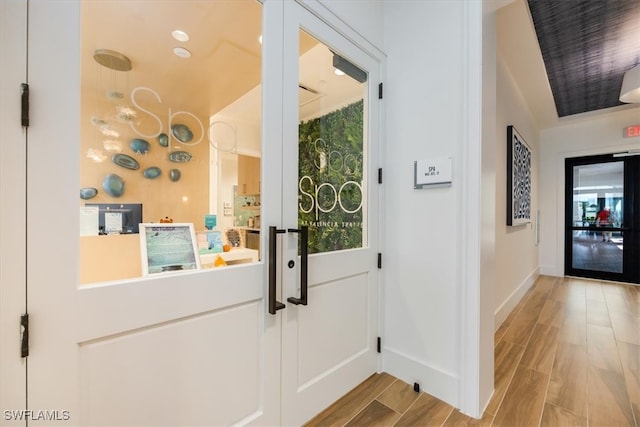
[172,30,189,42]
[173,47,191,59]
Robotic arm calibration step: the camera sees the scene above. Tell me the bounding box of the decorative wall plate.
[130,138,150,154]
[171,124,193,143]
[102,173,125,197]
[112,153,140,170]
[168,151,192,162]
[169,169,181,182]
[158,133,169,147]
[80,187,98,200]
[143,166,162,179]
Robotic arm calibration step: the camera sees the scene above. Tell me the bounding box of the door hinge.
[377,337,382,353]
[378,168,382,184]
[21,83,29,128]
[20,313,29,358]
[378,82,383,99]
[377,253,382,269]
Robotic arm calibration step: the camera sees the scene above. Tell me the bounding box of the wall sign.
[413,157,453,189]
[623,124,640,138]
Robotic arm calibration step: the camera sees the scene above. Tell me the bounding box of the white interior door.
[24,1,281,426]
[279,3,381,425]
[15,1,380,426]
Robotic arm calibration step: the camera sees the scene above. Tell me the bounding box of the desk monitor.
[85,203,143,234]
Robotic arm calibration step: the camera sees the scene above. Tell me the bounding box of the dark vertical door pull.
[287,226,308,306]
[268,226,286,315]
[21,83,29,128]
[20,313,29,357]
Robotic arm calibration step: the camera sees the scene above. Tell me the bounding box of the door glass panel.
[79,1,262,284]
[297,31,367,255]
[571,161,623,273]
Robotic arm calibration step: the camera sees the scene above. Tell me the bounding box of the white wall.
[493,54,540,327]
[382,0,464,406]
[538,106,640,276]
[381,1,493,415]
[311,0,385,50]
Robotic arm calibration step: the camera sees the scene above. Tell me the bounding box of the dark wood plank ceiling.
[527,0,640,117]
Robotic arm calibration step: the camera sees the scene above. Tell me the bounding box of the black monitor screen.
[85,203,143,234]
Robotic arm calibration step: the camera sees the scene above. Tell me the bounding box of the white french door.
[3,1,381,426]
[277,3,381,425]
[22,1,280,426]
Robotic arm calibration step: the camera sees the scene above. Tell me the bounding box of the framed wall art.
[507,125,532,226]
[139,223,201,275]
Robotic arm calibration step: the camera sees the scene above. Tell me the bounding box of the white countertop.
[234,226,261,232]
[200,247,259,266]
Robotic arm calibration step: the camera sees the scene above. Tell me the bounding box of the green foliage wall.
[298,100,364,254]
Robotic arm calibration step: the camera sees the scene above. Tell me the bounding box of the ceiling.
[84,0,640,134]
[82,0,362,139]
[81,0,265,120]
[497,0,640,129]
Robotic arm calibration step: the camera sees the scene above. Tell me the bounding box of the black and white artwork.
[507,125,532,226]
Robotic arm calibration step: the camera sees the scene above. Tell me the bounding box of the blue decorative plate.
[102,174,125,197]
[168,151,192,162]
[112,153,140,170]
[169,169,181,182]
[80,187,98,200]
[171,124,193,143]
[158,133,169,147]
[130,138,150,154]
[143,166,162,179]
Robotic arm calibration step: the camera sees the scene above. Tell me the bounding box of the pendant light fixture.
[620,64,640,103]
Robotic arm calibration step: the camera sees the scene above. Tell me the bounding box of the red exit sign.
[624,124,640,138]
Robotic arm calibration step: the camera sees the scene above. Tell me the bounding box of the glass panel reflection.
[79,0,262,284]
[571,161,623,273]
[297,31,367,255]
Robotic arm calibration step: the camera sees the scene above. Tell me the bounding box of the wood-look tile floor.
[305,276,640,426]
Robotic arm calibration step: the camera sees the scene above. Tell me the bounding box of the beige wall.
[80,88,211,226]
[494,55,540,327]
[79,78,213,284]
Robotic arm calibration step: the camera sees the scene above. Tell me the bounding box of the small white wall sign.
[414,157,453,188]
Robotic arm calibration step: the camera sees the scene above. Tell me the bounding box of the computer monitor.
[85,203,143,234]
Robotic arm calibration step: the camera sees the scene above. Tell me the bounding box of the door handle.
[287,226,308,306]
[268,226,286,315]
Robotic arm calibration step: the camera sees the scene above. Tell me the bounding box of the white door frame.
[0,0,28,424]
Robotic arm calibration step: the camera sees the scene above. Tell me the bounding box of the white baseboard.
[494,268,539,331]
[539,265,561,276]
[382,347,458,408]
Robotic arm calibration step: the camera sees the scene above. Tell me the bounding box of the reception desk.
[199,248,259,267]
[80,235,260,285]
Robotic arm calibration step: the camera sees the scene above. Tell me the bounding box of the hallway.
[306,276,640,426]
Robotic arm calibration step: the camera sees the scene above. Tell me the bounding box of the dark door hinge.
[377,337,381,353]
[20,313,29,358]
[377,253,382,269]
[21,83,29,128]
[378,168,382,184]
[378,82,383,99]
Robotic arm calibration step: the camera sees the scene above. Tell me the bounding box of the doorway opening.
[565,153,639,283]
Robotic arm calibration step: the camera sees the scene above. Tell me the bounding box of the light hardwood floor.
[305,276,640,426]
